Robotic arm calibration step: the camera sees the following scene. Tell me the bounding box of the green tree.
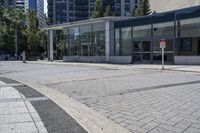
[0,3,46,59]
[132,7,143,16]
[25,10,45,56]
[92,0,104,18]
[104,5,113,17]
[0,0,3,16]
[143,0,151,15]
[0,8,26,55]
[132,0,151,16]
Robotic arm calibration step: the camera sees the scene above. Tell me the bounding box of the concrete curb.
[24,61,133,69]
[27,61,200,73]
[6,76,130,133]
[5,61,200,73]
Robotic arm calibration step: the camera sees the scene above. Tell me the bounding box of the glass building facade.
[48,0,139,25]
[63,22,105,57]
[113,5,200,64]
[47,5,200,64]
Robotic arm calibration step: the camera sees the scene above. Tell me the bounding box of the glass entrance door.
[132,40,151,63]
[142,41,151,63]
[81,44,89,56]
[133,41,142,62]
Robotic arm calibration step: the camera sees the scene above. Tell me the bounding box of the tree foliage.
[0,6,26,55]
[132,0,151,16]
[92,0,115,18]
[25,10,46,56]
[104,5,113,17]
[143,0,151,15]
[0,2,46,58]
[92,0,104,18]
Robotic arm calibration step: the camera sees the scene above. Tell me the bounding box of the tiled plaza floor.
[1,61,200,133]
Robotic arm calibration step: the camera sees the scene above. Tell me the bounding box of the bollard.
[22,51,26,63]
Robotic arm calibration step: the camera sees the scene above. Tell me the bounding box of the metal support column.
[105,21,111,62]
[49,30,54,62]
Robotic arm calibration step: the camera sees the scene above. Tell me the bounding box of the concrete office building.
[46,5,200,65]
[3,0,26,8]
[48,0,139,25]
[16,0,25,9]
[3,0,25,9]
[150,0,200,13]
[3,0,16,8]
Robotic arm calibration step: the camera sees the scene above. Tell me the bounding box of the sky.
[44,0,47,14]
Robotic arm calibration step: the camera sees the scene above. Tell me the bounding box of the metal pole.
[15,30,18,60]
[162,48,164,70]
[56,36,58,59]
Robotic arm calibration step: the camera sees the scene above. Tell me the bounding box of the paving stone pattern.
[1,62,200,133]
[45,68,200,133]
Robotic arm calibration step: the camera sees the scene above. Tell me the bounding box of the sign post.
[160,39,166,70]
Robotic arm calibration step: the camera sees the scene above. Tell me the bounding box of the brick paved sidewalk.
[1,61,200,133]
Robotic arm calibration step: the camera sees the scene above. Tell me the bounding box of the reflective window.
[180,18,200,38]
[153,22,174,37]
[115,27,132,56]
[80,25,92,56]
[115,29,121,56]
[63,28,69,56]
[121,27,132,56]
[63,22,105,56]
[178,17,200,56]
[69,27,80,56]
[133,25,151,38]
[93,23,105,56]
